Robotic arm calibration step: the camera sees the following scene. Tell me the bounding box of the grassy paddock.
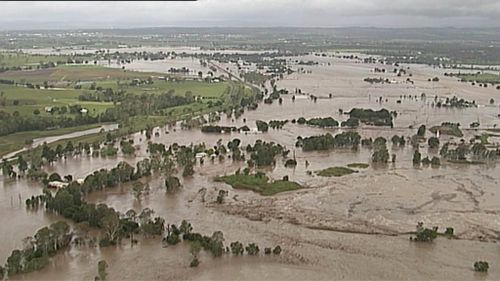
[316,166,357,177]
[451,73,500,84]
[347,163,369,169]
[0,65,161,83]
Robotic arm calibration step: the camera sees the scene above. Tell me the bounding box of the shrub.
[444,227,454,237]
[272,246,282,255]
[428,137,440,149]
[411,222,438,242]
[245,243,260,255]
[474,261,489,272]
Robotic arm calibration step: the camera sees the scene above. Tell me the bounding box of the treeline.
[440,142,499,162]
[296,131,361,151]
[4,221,72,276]
[201,125,239,133]
[434,96,476,108]
[348,108,394,127]
[0,111,116,137]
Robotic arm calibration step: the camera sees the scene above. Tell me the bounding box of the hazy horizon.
[1,0,499,31]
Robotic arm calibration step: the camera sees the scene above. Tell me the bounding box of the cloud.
[0,0,499,30]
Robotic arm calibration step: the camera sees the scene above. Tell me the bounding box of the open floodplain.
[1,50,500,280]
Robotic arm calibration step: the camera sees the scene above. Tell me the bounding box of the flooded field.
[2,52,500,280]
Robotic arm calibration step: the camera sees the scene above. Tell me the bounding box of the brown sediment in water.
[2,51,500,280]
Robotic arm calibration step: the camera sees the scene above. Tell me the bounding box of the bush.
[431,157,441,166]
[285,159,297,167]
[230,241,244,255]
[411,222,438,242]
[417,125,426,137]
[190,257,200,267]
[256,120,269,132]
[413,150,421,165]
[245,243,260,255]
[474,261,489,272]
[272,246,282,255]
[444,227,454,237]
[428,137,440,149]
[166,233,180,245]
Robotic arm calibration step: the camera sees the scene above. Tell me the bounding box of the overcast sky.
[1,0,500,30]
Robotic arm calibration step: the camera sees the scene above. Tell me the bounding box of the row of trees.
[296,132,361,151]
[348,108,394,127]
[4,221,71,277]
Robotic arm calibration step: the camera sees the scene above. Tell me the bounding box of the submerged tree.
[96,260,108,280]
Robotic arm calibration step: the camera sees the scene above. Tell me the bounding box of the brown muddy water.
[1,52,500,280]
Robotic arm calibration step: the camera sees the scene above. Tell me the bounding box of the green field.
[451,73,500,84]
[346,163,369,169]
[316,166,358,177]
[0,64,162,83]
[0,52,69,68]
[0,63,240,158]
[0,84,114,117]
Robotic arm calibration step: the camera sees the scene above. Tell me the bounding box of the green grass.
[347,163,370,169]
[0,52,69,68]
[105,80,229,97]
[0,124,101,157]
[0,58,244,159]
[215,173,304,196]
[0,84,114,116]
[451,73,500,84]
[316,166,357,177]
[0,65,163,83]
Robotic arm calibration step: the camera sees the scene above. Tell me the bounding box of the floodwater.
[1,52,500,280]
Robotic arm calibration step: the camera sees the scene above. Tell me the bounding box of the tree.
[417,125,426,137]
[209,231,225,257]
[256,120,269,132]
[410,222,437,242]
[444,227,454,237]
[413,150,421,165]
[97,260,108,280]
[183,162,194,177]
[474,261,489,272]
[230,241,244,255]
[17,155,28,174]
[6,249,23,275]
[99,206,120,244]
[131,182,144,201]
[245,243,260,255]
[272,245,282,255]
[120,219,139,245]
[165,176,181,193]
[490,98,494,105]
[216,190,228,204]
[428,137,440,149]
[189,241,202,267]
[372,145,389,163]
[179,220,193,236]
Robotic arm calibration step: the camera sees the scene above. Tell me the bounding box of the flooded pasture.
[2,52,500,280]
